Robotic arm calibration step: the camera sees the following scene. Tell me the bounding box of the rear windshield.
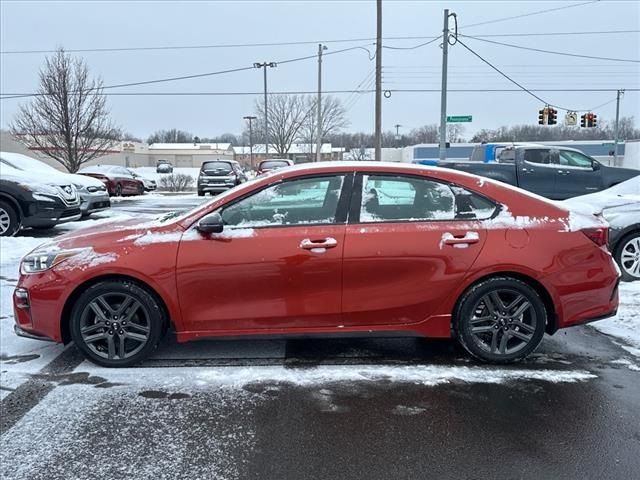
[260,160,289,169]
[201,161,232,174]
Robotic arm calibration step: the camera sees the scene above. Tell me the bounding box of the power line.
[0,44,375,100]
[453,36,612,112]
[3,29,635,55]
[2,88,637,100]
[382,37,440,50]
[460,34,640,63]
[460,0,600,29]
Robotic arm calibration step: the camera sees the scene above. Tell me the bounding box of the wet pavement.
[1,194,639,480]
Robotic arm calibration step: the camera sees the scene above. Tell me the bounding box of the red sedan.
[78,165,144,196]
[13,162,619,367]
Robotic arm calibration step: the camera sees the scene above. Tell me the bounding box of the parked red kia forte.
[13,162,620,367]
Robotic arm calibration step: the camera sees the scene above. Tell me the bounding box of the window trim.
[215,172,354,230]
[349,172,499,225]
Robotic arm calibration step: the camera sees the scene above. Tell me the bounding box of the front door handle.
[300,237,338,250]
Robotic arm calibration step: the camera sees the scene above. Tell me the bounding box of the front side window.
[221,175,345,227]
[359,175,456,222]
[558,150,594,168]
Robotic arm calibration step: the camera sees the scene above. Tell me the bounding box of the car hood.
[28,168,105,188]
[563,194,640,216]
[43,217,184,251]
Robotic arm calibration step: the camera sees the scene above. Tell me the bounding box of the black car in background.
[0,166,82,236]
[197,160,247,196]
[156,160,173,173]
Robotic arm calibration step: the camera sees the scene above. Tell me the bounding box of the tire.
[197,190,204,197]
[115,184,123,197]
[615,231,640,282]
[137,184,144,196]
[455,277,546,364]
[70,280,166,367]
[0,200,20,237]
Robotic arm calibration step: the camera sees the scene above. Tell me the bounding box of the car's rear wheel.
[197,190,204,197]
[0,201,20,237]
[114,183,123,196]
[70,280,166,367]
[455,277,546,363]
[615,231,640,281]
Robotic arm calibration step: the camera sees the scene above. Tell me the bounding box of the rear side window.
[450,186,497,220]
[359,175,456,222]
[202,161,232,174]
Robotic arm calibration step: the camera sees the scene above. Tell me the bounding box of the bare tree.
[300,96,350,159]
[446,124,466,143]
[147,128,194,144]
[410,124,439,144]
[254,94,309,155]
[10,49,120,172]
[346,147,371,161]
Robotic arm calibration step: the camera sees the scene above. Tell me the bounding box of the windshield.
[260,160,289,170]
[201,161,232,175]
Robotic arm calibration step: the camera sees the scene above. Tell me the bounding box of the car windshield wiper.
[157,211,180,222]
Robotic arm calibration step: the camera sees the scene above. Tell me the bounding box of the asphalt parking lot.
[1,194,639,480]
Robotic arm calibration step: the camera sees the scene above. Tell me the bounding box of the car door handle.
[522,168,534,174]
[300,238,338,250]
[557,170,570,175]
[443,234,480,246]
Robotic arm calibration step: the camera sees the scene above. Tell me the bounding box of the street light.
[243,115,257,170]
[254,62,277,158]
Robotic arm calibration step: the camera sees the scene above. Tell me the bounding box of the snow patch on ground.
[589,282,640,358]
[611,358,640,372]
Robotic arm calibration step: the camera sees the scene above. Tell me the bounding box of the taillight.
[582,227,609,247]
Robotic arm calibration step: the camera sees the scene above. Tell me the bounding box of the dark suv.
[0,168,82,236]
[197,160,247,196]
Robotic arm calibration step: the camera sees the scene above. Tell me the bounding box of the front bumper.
[14,324,54,342]
[80,192,111,214]
[22,199,82,228]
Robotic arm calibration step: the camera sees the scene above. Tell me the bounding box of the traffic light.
[591,114,597,128]
[548,108,558,125]
[580,114,587,128]
[538,108,546,125]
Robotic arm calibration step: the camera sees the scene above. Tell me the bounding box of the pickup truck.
[445,145,639,200]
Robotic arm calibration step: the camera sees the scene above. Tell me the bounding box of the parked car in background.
[156,160,173,173]
[446,145,639,200]
[564,176,640,281]
[13,162,619,367]
[257,159,293,175]
[0,152,110,217]
[78,165,144,196]
[128,169,157,192]
[197,159,247,196]
[1,164,81,236]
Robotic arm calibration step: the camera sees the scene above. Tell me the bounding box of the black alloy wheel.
[456,277,546,363]
[70,281,165,367]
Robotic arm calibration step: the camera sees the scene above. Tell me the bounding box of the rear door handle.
[522,168,534,174]
[443,233,480,246]
[300,237,338,250]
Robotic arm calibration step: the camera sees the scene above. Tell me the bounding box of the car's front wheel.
[615,231,640,281]
[455,277,546,363]
[70,280,166,367]
[0,201,20,237]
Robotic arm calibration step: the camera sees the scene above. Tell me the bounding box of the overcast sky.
[1,0,638,140]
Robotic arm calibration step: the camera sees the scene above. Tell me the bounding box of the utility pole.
[374,0,382,161]
[316,44,327,162]
[243,115,256,170]
[254,62,277,158]
[613,89,624,165]
[439,9,450,162]
[394,124,402,148]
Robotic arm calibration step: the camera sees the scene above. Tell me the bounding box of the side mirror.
[592,160,601,171]
[197,212,224,234]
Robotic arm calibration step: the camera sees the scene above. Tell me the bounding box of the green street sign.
[447,115,472,123]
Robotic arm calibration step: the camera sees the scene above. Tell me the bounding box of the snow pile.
[590,282,640,358]
[55,248,119,271]
[133,231,184,246]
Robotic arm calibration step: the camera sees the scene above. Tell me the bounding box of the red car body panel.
[13,163,620,346]
[79,172,143,196]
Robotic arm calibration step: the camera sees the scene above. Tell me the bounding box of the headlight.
[32,192,57,202]
[19,182,59,196]
[21,248,89,274]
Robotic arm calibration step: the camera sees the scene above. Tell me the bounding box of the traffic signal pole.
[614,89,624,165]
